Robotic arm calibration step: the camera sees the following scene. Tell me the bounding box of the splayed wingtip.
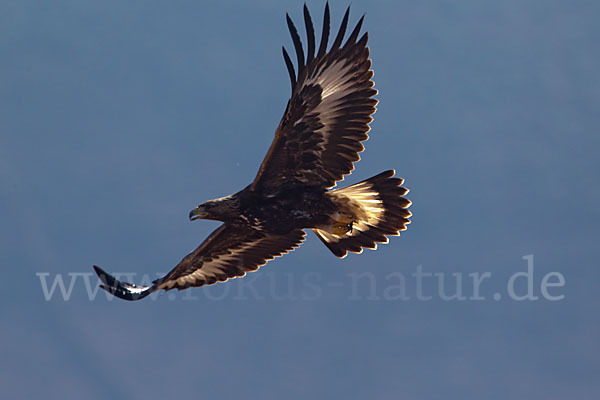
[93,265,154,301]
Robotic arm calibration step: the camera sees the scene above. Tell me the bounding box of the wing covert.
[156,225,305,291]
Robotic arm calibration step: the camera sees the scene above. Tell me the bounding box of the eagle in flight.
[94,3,412,301]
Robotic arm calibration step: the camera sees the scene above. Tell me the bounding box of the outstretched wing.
[251,4,377,194]
[94,225,305,301]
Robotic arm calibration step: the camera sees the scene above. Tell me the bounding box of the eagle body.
[237,184,335,233]
[94,3,412,301]
[196,184,349,235]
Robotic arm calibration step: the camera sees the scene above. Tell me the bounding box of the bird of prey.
[93,3,412,301]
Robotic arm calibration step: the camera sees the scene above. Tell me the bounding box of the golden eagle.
[93,3,411,301]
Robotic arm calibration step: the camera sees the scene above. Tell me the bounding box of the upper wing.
[251,4,377,194]
[94,225,305,300]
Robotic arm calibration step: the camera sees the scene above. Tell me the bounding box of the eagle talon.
[331,221,354,236]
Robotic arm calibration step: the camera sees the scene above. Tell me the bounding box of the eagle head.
[189,195,240,222]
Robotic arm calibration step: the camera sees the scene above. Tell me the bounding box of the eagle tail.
[313,170,411,258]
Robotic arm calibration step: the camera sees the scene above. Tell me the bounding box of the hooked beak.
[189,206,207,221]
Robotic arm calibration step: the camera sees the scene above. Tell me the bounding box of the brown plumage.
[93,3,411,301]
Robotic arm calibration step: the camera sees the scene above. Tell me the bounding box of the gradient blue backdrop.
[2,0,599,399]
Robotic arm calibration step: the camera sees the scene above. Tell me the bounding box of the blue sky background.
[2,0,599,399]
